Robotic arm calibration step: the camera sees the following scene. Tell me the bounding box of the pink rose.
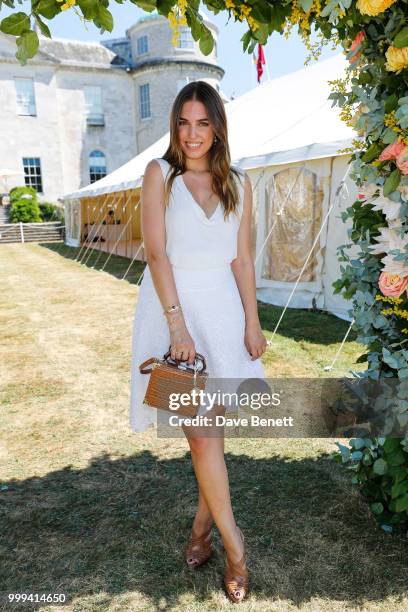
[349,31,366,63]
[379,140,405,161]
[396,145,408,175]
[379,271,408,297]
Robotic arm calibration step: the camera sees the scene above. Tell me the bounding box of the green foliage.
[16,30,39,65]
[9,185,42,222]
[38,201,64,222]
[1,0,408,65]
[332,437,408,533]
[348,200,387,242]
[9,185,37,203]
[383,168,402,197]
[9,199,42,223]
[393,26,408,49]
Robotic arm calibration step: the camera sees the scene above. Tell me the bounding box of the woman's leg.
[182,405,245,565]
[192,486,213,535]
[190,426,224,535]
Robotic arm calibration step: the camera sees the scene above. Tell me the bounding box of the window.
[22,158,43,193]
[84,85,104,125]
[15,78,36,116]
[89,150,107,183]
[177,27,194,50]
[139,83,151,119]
[137,35,148,55]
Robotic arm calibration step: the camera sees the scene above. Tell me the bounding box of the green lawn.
[1,243,407,611]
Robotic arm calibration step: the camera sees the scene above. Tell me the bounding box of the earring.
[213,136,218,144]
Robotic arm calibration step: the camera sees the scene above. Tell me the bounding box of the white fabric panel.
[64,198,82,247]
[252,157,332,309]
[322,155,360,321]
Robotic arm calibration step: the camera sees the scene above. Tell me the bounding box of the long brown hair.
[161,81,243,221]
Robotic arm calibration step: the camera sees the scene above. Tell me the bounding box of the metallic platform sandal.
[223,526,249,603]
[185,525,214,568]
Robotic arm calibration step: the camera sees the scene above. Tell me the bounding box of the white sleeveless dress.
[129,157,265,433]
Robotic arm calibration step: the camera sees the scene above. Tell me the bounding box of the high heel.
[224,526,249,603]
[185,524,214,568]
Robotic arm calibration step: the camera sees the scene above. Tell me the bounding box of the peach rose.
[379,271,408,298]
[396,146,408,175]
[349,31,366,64]
[379,140,405,161]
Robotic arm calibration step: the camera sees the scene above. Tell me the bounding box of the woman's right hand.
[169,319,196,365]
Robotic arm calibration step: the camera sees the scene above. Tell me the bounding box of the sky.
[1,1,342,98]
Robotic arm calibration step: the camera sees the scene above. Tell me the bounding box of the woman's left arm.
[231,172,268,361]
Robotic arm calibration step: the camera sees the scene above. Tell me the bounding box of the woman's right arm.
[141,159,196,365]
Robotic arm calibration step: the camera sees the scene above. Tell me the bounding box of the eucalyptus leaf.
[373,457,388,475]
[382,127,398,144]
[299,0,313,11]
[370,502,384,514]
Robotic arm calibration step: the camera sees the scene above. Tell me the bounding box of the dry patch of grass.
[1,243,407,612]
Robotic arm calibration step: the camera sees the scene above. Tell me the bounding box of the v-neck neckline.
[179,173,221,222]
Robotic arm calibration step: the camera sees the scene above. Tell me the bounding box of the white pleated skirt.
[129,263,266,433]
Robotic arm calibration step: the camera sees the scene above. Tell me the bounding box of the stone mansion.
[0,9,225,201]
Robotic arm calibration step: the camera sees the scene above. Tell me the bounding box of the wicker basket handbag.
[139,346,208,417]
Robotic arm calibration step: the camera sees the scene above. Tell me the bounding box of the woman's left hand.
[244,321,268,360]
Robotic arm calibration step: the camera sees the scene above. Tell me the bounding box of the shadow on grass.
[1,450,407,610]
[39,242,146,286]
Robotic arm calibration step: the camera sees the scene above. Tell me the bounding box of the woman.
[129,81,267,603]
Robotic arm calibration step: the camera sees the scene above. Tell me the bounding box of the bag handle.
[163,345,207,372]
[139,349,207,374]
[139,357,157,374]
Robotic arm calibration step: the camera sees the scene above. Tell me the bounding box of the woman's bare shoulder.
[144,158,172,182]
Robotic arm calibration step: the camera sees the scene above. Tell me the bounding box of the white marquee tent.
[63,53,360,320]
